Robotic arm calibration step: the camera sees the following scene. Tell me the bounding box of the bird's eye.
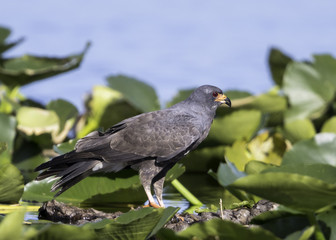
[212,91,219,97]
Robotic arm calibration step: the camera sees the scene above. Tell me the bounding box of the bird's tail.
[35,151,101,197]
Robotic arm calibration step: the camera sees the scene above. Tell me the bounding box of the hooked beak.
[215,93,231,107]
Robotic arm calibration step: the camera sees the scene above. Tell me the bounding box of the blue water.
[1,1,336,111]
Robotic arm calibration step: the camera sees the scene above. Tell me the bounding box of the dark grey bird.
[35,85,231,208]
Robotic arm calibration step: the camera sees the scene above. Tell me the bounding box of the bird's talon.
[143,202,161,208]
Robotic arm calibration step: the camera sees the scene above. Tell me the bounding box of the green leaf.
[0,42,90,87]
[225,90,253,100]
[13,153,46,183]
[215,162,246,187]
[0,26,24,54]
[208,110,262,145]
[0,85,24,114]
[0,142,6,155]
[321,116,336,133]
[11,134,46,183]
[53,139,77,155]
[283,119,316,143]
[224,140,250,171]
[157,218,280,240]
[283,62,335,121]
[0,208,25,240]
[282,133,336,167]
[77,86,140,138]
[166,88,194,108]
[0,113,16,152]
[230,90,287,127]
[93,207,178,240]
[0,26,10,43]
[182,146,225,173]
[22,171,146,205]
[212,161,253,202]
[317,209,336,240]
[313,54,336,89]
[230,172,336,212]
[262,164,336,185]
[88,86,123,124]
[107,75,160,112]
[47,99,78,143]
[0,162,24,203]
[244,160,276,175]
[268,48,293,86]
[249,92,287,113]
[252,210,311,239]
[296,226,315,240]
[33,223,96,240]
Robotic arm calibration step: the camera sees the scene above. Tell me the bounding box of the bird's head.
[189,85,231,110]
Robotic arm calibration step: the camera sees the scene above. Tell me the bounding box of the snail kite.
[35,85,231,208]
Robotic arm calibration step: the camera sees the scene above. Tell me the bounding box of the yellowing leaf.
[225,132,287,171]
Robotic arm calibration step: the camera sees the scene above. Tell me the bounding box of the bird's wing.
[75,110,202,164]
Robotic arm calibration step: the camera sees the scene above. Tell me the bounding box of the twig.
[219,198,224,220]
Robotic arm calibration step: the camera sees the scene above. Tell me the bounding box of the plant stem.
[171,179,203,206]
[307,213,326,240]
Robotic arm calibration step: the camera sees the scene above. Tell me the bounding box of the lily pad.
[0,208,26,240]
[16,106,59,137]
[182,146,225,172]
[32,222,96,240]
[268,48,293,86]
[282,133,336,167]
[252,211,310,239]
[321,116,336,133]
[0,26,24,54]
[92,207,178,239]
[283,62,335,121]
[244,161,276,175]
[230,91,287,127]
[213,161,246,187]
[0,42,90,87]
[77,85,140,138]
[46,99,78,143]
[317,209,336,240]
[0,162,24,203]
[157,218,280,240]
[230,172,336,212]
[208,110,262,145]
[210,161,253,202]
[166,88,195,108]
[283,119,316,143]
[53,139,77,154]
[22,170,146,205]
[262,163,336,185]
[107,75,160,112]
[0,85,24,114]
[248,92,287,113]
[313,54,336,89]
[0,113,16,152]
